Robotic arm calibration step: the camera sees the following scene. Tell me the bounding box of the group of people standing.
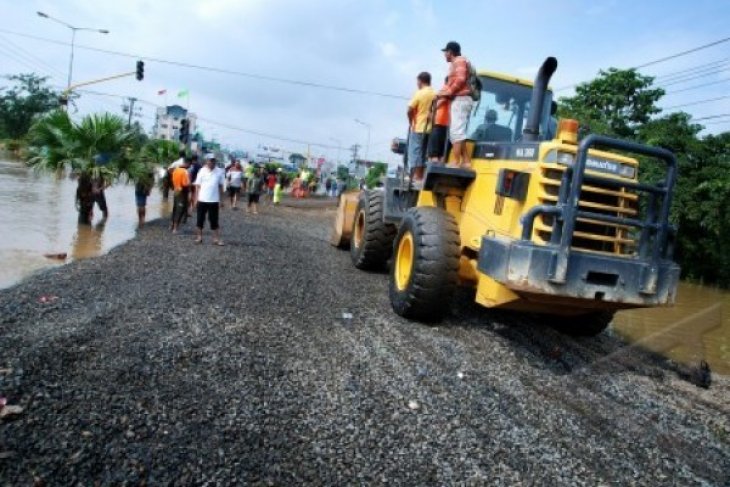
[407,40,476,187]
[161,151,274,245]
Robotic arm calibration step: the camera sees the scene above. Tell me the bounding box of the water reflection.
[70,220,107,260]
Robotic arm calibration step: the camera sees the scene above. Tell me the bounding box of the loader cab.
[467,73,554,143]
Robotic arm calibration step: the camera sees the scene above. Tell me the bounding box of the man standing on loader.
[438,41,475,169]
[407,71,436,188]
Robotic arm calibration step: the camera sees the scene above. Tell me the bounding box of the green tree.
[26,110,147,224]
[558,68,664,139]
[0,74,59,139]
[336,165,349,180]
[365,162,387,189]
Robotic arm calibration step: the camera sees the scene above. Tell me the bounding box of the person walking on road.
[171,158,191,233]
[193,153,225,245]
[247,166,266,215]
[226,161,244,209]
[273,173,283,206]
[407,71,436,187]
[438,41,475,169]
[187,154,201,216]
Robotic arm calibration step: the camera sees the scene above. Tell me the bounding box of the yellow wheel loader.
[331,57,680,335]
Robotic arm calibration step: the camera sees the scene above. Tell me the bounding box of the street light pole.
[36,11,109,90]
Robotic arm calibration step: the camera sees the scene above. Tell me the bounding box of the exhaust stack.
[523,57,558,142]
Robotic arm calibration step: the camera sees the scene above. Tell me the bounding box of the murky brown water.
[1,158,727,374]
[614,282,729,375]
[0,158,170,289]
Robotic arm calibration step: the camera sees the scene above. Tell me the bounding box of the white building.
[152,105,197,141]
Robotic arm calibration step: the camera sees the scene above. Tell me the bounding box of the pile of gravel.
[1,204,728,485]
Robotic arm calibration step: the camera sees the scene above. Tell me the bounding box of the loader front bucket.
[330,190,361,248]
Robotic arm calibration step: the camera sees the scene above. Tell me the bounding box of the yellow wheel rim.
[395,231,414,291]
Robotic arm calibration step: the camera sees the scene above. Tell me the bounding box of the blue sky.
[0,0,728,165]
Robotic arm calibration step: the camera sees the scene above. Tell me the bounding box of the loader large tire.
[551,311,614,337]
[389,207,460,322]
[350,190,396,270]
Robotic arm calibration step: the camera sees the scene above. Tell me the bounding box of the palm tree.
[139,138,181,198]
[26,110,147,224]
[140,138,180,167]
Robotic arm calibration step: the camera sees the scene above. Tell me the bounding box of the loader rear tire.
[350,190,396,270]
[389,207,460,322]
[551,311,614,337]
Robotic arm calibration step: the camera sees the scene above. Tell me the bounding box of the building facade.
[152,105,197,141]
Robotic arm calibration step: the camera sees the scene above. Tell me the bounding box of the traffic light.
[136,60,144,81]
[179,118,189,142]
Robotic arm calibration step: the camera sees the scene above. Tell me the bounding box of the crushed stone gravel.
[1,204,728,485]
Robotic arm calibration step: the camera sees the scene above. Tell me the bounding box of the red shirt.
[267,174,277,189]
[444,56,471,97]
[435,84,451,125]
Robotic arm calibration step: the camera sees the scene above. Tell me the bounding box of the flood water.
[0,158,727,375]
[0,157,170,289]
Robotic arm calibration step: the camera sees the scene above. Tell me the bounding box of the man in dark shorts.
[193,153,225,245]
[427,76,451,163]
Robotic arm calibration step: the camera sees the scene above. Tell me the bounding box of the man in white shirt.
[193,153,226,245]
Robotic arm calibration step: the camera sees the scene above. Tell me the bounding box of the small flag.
[157,89,167,95]
[177,89,189,98]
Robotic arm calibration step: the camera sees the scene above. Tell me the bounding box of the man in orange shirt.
[170,157,191,233]
[427,76,450,163]
[438,41,475,169]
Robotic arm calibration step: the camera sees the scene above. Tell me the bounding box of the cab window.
[467,77,552,143]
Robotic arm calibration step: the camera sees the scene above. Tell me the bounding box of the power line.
[666,77,730,95]
[71,88,342,149]
[0,44,61,80]
[692,113,730,122]
[701,119,730,125]
[633,36,730,69]
[0,28,409,101]
[662,95,730,110]
[555,35,730,92]
[654,57,730,81]
[661,66,730,87]
[0,35,66,78]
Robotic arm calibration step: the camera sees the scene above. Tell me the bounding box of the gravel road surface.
[1,204,728,485]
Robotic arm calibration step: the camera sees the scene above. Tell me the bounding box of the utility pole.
[349,144,361,178]
[126,97,137,128]
[350,144,360,163]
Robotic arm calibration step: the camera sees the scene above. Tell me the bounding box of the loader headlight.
[618,164,636,179]
[557,152,575,165]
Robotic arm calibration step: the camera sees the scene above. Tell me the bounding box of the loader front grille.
[536,166,638,256]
